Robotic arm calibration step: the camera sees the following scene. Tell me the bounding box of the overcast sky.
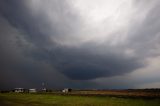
[0,0,160,90]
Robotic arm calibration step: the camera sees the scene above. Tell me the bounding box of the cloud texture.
[0,0,160,89]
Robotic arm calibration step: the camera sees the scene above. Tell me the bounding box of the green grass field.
[0,93,160,106]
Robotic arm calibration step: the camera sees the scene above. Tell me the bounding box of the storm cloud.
[0,0,160,89]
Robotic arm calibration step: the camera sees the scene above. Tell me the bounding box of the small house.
[14,88,24,93]
[62,88,72,93]
[29,89,37,93]
[42,88,47,92]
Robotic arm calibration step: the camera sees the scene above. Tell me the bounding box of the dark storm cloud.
[0,0,149,80]
[0,0,160,89]
[46,45,142,80]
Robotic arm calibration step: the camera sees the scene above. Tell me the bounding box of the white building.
[62,88,72,93]
[29,89,37,93]
[14,88,24,93]
[42,88,47,92]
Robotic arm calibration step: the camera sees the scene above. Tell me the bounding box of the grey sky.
[0,0,160,90]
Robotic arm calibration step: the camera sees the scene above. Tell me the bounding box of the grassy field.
[0,93,160,106]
